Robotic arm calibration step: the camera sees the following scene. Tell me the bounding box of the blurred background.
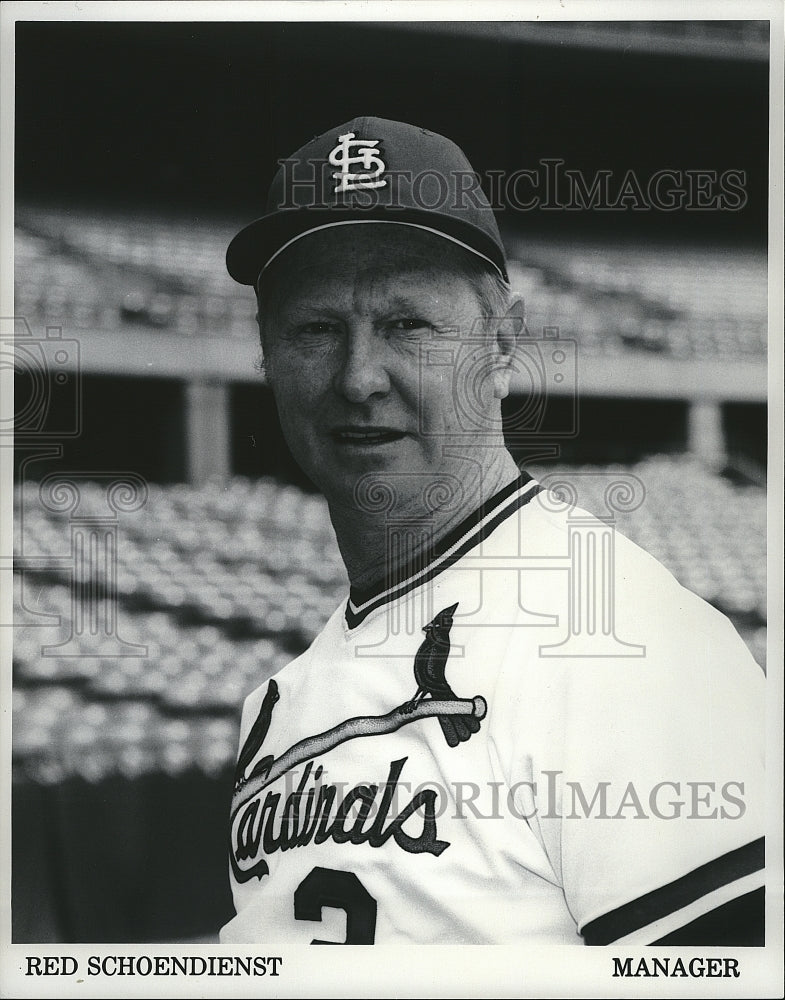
[11,19,768,942]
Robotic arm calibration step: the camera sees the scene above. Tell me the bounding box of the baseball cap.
[226,116,508,286]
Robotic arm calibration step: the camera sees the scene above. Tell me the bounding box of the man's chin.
[311,448,418,507]
[324,435,412,467]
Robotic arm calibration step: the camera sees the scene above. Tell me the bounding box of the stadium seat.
[15,208,766,360]
[12,458,766,792]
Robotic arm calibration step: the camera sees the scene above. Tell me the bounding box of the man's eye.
[389,318,429,331]
[298,321,339,336]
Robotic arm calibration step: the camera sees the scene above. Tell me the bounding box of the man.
[220,117,765,945]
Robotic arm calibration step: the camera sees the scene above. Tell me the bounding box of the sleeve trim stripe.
[606,870,765,946]
[581,837,764,945]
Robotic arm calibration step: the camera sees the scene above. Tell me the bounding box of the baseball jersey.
[220,472,765,945]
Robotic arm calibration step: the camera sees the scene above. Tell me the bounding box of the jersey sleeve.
[517,539,766,946]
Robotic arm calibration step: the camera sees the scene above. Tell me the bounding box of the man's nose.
[332,325,391,403]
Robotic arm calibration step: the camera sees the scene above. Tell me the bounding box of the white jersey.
[220,473,765,945]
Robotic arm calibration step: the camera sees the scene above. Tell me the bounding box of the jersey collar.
[345,471,541,629]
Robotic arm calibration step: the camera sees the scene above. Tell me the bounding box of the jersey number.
[294,866,377,944]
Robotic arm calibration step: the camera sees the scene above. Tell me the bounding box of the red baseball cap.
[226,116,509,286]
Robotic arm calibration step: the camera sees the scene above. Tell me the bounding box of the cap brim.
[226,208,508,286]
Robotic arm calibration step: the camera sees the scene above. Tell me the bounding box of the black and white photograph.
[1,2,783,996]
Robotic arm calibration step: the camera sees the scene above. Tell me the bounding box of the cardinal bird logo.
[232,601,486,808]
[234,678,280,790]
[403,602,482,747]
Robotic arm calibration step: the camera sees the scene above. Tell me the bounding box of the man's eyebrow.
[371,294,452,315]
[377,295,430,310]
[277,294,450,318]
[275,300,343,319]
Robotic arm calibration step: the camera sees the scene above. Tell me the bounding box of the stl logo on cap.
[328,131,387,193]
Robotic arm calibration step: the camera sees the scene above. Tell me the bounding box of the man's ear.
[492,296,525,400]
[255,308,271,384]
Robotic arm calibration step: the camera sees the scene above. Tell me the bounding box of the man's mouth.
[330,427,408,446]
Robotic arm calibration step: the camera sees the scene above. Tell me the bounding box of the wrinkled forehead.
[257,223,479,305]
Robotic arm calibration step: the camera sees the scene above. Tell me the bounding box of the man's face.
[258,226,513,512]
